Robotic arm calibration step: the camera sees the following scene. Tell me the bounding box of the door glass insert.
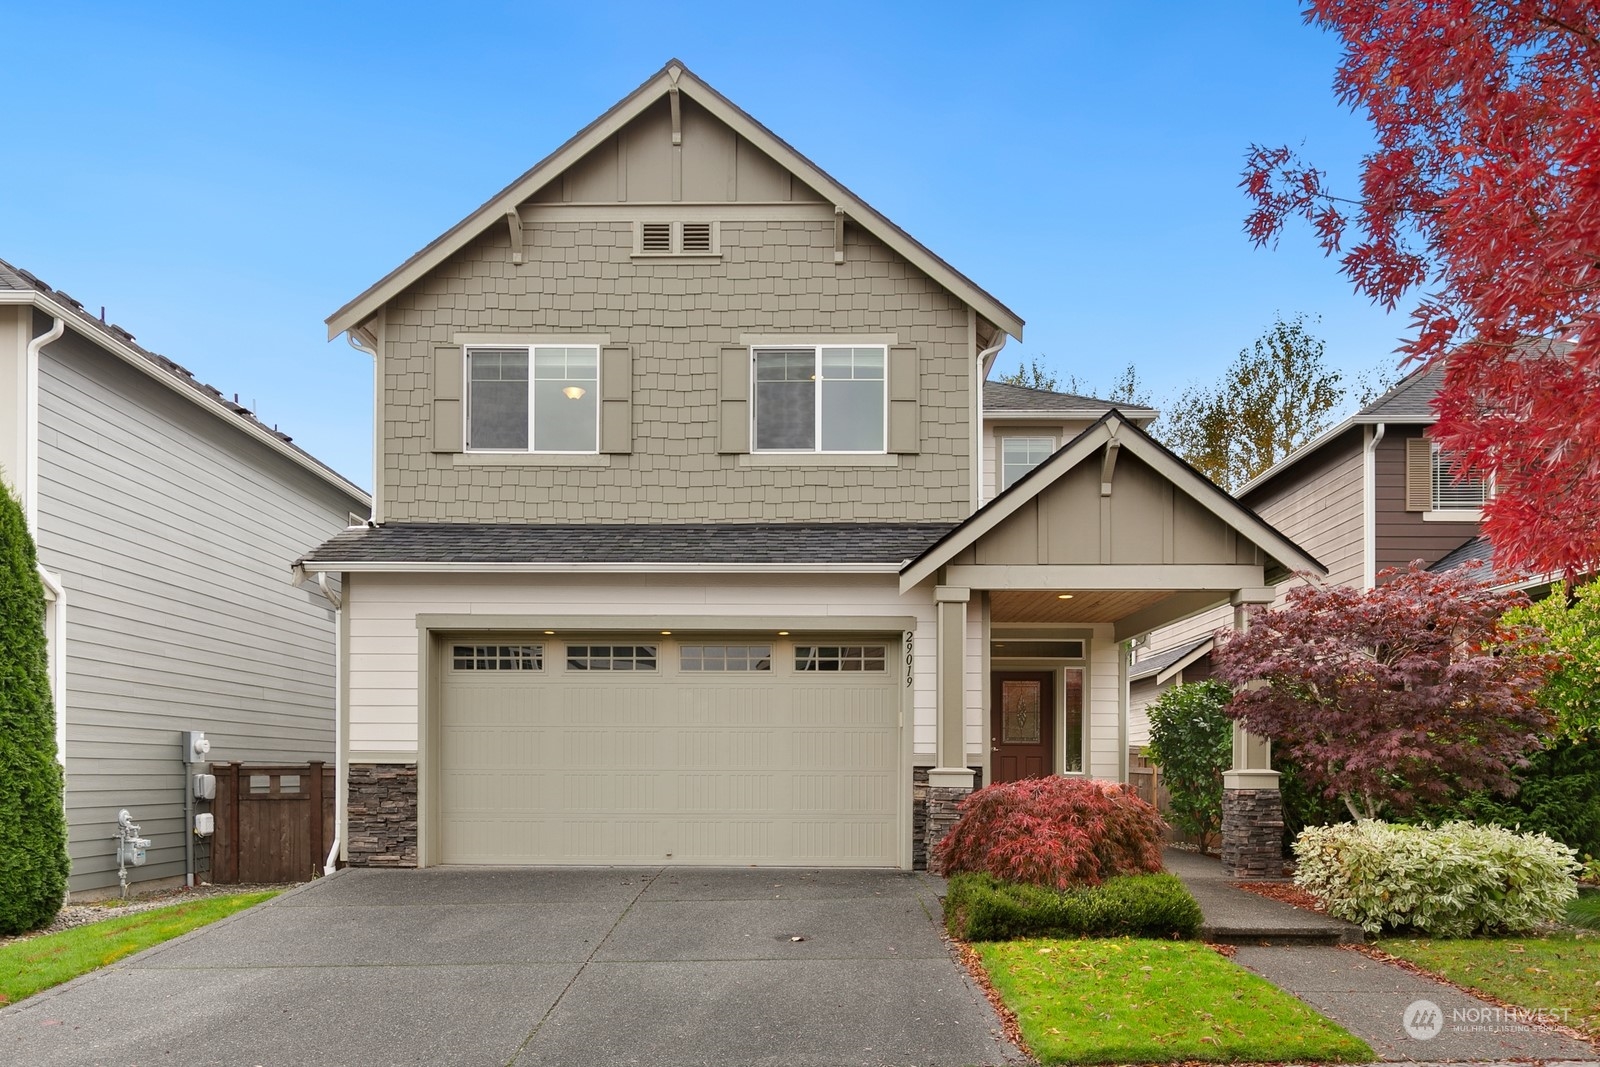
[1062,668,1085,772]
[1001,680,1042,744]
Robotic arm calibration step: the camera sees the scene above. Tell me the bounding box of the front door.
[990,671,1054,783]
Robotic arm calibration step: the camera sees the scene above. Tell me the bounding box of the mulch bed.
[1231,880,1329,914]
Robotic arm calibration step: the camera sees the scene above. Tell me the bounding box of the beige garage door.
[438,636,902,866]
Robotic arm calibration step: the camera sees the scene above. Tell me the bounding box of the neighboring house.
[1130,359,1503,743]
[297,60,1320,872]
[0,258,370,896]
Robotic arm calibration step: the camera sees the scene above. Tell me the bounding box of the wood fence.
[210,762,334,884]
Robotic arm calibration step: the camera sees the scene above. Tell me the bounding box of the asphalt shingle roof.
[983,381,1147,414]
[301,522,959,566]
[1130,636,1212,682]
[0,255,363,496]
[1358,338,1578,420]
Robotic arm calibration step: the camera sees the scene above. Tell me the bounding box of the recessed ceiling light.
[660,630,672,635]
[543,630,555,635]
[1057,593,1074,600]
[777,630,789,636]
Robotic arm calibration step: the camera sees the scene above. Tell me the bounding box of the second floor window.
[1000,436,1054,490]
[467,346,599,452]
[1432,444,1489,511]
[753,346,886,452]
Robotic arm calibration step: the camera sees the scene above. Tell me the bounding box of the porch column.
[926,585,974,858]
[1221,589,1284,877]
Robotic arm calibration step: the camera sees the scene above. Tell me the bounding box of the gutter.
[24,316,65,526]
[294,560,909,577]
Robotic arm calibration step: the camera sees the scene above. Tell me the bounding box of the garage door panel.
[439,634,901,866]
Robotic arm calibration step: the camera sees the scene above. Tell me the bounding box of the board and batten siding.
[35,330,362,894]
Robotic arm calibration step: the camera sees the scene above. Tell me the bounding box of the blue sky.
[1,2,1405,489]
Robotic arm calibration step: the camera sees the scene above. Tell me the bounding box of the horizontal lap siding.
[346,573,937,757]
[1374,427,1481,571]
[37,334,361,892]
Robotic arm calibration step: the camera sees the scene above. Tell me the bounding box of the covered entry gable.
[901,412,1325,639]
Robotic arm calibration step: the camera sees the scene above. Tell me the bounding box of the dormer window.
[633,220,721,257]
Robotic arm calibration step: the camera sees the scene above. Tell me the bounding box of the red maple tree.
[1211,565,1551,820]
[1243,1,1600,579]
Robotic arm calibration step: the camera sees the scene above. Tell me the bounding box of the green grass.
[975,938,1376,1065]
[0,892,276,1006]
[1376,920,1600,1037]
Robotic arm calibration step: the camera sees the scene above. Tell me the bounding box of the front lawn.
[0,892,276,1006]
[1375,923,1600,1037]
[974,938,1375,1065]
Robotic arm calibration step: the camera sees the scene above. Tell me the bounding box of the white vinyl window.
[1000,436,1055,490]
[466,346,599,453]
[1431,444,1489,510]
[753,346,886,452]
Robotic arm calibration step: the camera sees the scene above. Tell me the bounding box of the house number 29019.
[904,631,914,688]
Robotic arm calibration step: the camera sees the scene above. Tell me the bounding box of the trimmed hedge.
[944,872,1204,941]
[1294,820,1580,937]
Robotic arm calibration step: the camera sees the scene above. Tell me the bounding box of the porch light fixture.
[563,385,587,400]
[1056,593,1074,600]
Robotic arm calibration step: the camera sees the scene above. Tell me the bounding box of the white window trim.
[464,344,601,455]
[997,433,1057,492]
[749,344,889,455]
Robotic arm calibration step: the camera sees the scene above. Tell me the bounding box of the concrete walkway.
[1163,847,1360,944]
[1,867,1025,1067]
[1164,849,1598,1062]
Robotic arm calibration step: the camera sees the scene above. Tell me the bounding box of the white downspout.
[346,328,380,524]
[37,566,67,768]
[24,317,65,528]
[325,595,344,876]
[1363,423,1385,589]
[974,333,1007,510]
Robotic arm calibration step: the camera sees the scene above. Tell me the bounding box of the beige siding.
[381,215,974,522]
[37,330,361,893]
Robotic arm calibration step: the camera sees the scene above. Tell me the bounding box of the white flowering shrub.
[1293,820,1580,936]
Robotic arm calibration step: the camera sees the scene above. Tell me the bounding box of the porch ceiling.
[990,589,1172,625]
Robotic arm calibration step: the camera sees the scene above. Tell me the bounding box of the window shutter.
[1405,436,1432,511]
[599,344,632,454]
[887,344,920,454]
[432,345,463,453]
[717,345,750,453]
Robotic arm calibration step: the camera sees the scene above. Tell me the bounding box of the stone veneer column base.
[913,766,984,870]
[346,764,419,868]
[1220,788,1285,878]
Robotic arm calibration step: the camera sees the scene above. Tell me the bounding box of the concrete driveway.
[1,867,1023,1067]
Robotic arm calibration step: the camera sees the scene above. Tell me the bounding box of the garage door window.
[795,645,886,672]
[566,644,658,671]
[680,644,772,671]
[452,644,543,670]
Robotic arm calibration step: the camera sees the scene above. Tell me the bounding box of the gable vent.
[640,222,672,253]
[681,222,713,253]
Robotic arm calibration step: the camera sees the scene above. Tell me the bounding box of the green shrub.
[1294,821,1580,936]
[1145,680,1233,852]
[932,777,1165,889]
[944,871,1204,941]
[1417,732,1600,861]
[0,481,69,934]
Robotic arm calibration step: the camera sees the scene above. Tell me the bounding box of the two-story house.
[1129,360,1504,748]
[0,257,369,895]
[297,61,1319,873]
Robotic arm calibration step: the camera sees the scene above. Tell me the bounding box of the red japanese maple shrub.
[931,777,1165,889]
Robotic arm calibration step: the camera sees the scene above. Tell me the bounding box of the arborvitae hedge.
[0,481,69,933]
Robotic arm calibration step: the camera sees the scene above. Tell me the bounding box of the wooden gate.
[211,762,334,883]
